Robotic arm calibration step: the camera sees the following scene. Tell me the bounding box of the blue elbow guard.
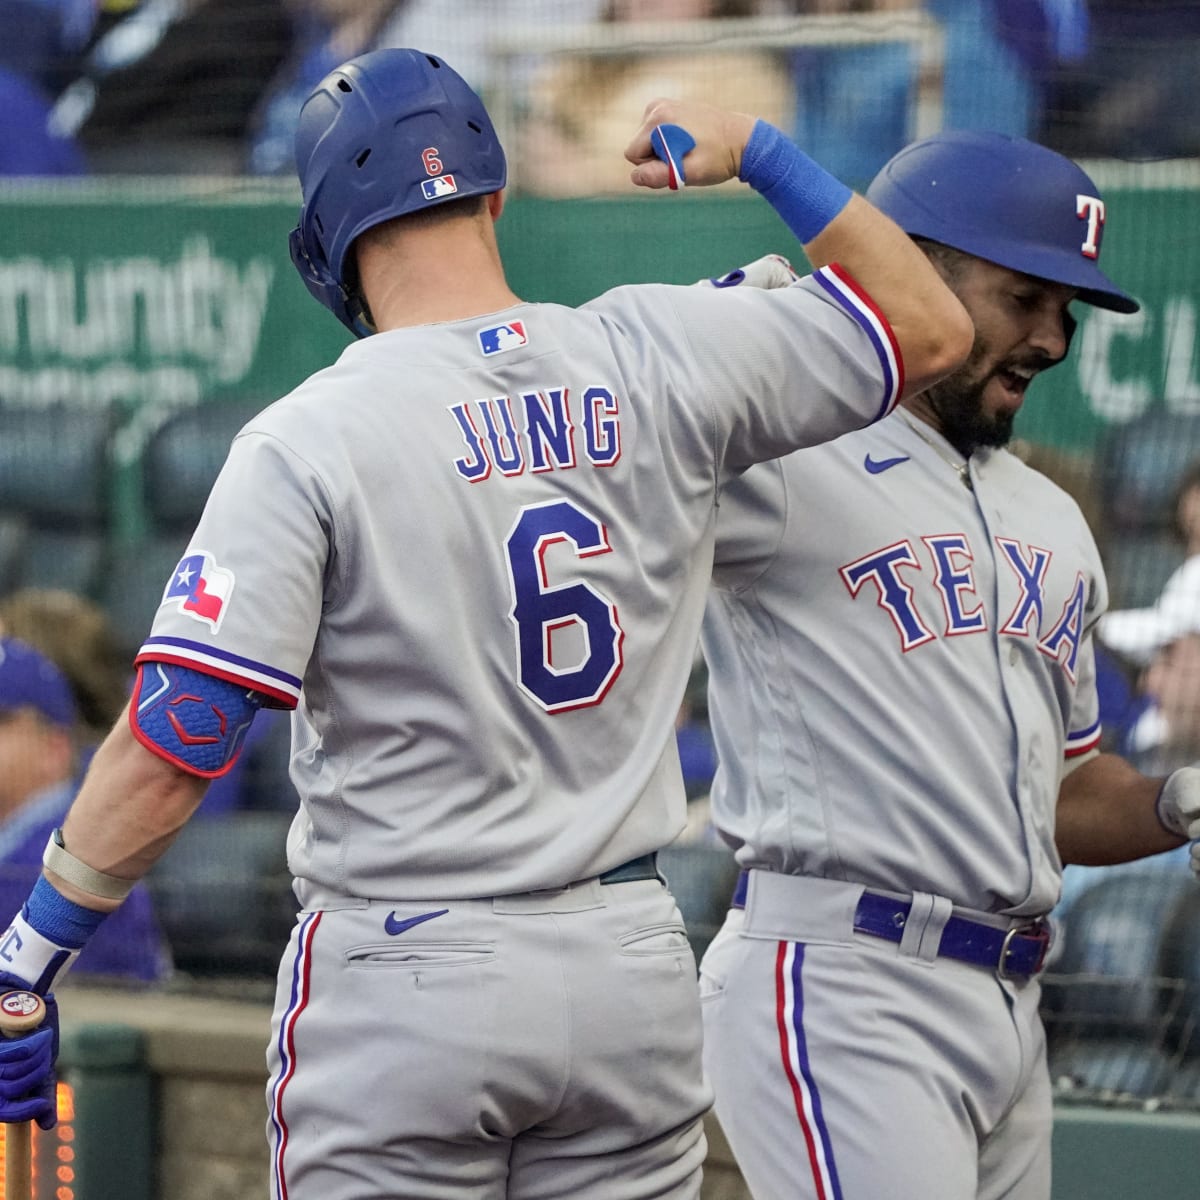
[131,662,263,778]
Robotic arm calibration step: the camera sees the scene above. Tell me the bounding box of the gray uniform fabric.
[700,409,1107,1199]
[138,272,899,1198]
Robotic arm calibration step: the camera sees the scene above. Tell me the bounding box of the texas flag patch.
[421,174,458,201]
[161,551,235,632]
[478,321,528,356]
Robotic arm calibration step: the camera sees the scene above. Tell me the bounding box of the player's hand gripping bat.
[0,990,48,1200]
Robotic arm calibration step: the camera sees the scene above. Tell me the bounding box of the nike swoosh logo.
[864,454,911,475]
[384,908,449,936]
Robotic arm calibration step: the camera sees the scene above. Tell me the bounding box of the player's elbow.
[897,295,974,399]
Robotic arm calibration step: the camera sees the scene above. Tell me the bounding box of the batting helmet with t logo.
[866,129,1139,314]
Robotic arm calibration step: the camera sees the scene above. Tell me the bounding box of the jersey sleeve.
[589,268,901,478]
[135,428,331,708]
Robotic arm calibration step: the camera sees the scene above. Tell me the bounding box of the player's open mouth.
[995,366,1035,402]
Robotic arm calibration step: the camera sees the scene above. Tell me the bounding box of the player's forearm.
[1055,752,1182,866]
[52,709,209,912]
[625,106,972,396]
[801,192,974,397]
[679,113,973,393]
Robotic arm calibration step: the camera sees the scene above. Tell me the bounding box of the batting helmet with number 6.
[866,130,1139,314]
[289,48,507,336]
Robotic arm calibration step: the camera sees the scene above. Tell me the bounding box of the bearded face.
[918,254,1077,459]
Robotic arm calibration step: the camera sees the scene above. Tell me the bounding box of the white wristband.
[43,828,136,902]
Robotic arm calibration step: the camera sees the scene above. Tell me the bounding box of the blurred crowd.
[2,0,1197,187]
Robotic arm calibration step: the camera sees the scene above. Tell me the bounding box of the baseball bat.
[0,990,47,1200]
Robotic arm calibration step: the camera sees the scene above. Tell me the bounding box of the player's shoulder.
[997,446,1080,499]
[582,278,801,350]
[238,348,370,445]
[582,281,686,321]
[991,446,1095,528]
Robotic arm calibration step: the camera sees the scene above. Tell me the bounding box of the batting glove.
[0,971,59,1130]
[1156,768,1200,879]
[696,253,800,291]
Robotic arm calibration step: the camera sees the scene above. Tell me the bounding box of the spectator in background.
[785,0,1088,189]
[1053,464,1200,917]
[1135,625,1200,773]
[0,67,86,175]
[1037,1,1200,161]
[1099,459,1200,676]
[0,0,93,174]
[515,0,793,196]
[50,0,293,174]
[244,0,405,176]
[0,588,129,751]
[0,586,295,816]
[374,0,606,100]
[1055,609,1199,920]
[246,0,608,175]
[0,636,171,985]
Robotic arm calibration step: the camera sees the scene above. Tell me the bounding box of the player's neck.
[899,396,942,436]
[361,223,521,331]
[371,271,521,329]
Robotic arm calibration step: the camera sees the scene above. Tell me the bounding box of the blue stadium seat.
[0,403,116,598]
[145,810,297,981]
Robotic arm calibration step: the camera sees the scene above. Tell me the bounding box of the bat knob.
[0,992,45,1037]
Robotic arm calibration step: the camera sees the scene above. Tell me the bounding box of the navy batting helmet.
[289,48,507,336]
[866,130,1139,314]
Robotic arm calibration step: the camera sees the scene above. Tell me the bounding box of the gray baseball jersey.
[699,407,1106,1200]
[138,270,900,905]
[703,407,1106,919]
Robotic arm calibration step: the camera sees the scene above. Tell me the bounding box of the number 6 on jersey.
[506,500,624,713]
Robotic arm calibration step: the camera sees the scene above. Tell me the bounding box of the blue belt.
[598,853,660,885]
[731,871,1050,981]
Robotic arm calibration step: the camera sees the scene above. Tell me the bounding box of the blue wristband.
[738,120,853,244]
[24,875,108,949]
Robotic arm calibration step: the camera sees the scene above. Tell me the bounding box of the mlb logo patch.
[161,551,235,632]
[421,174,458,201]
[478,321,528,356]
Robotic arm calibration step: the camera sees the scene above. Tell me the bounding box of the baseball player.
[0,52,973,1198]
[697,130,1200,1200]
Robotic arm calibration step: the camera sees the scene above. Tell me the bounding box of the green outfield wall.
[0,170,1197,536]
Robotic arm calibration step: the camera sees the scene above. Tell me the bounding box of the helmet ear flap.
[288,223,361,333]
[288,223,328,293]
[289,222,336,303]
